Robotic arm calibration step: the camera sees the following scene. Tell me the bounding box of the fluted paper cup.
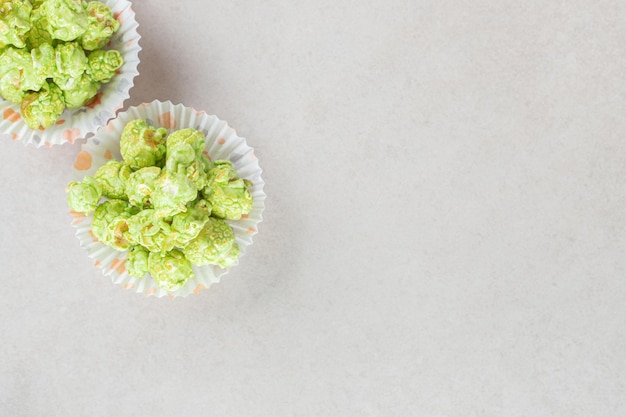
[69,100,266,297]
[0,0,141,147]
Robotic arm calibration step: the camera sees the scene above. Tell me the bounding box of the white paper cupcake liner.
[0,0,141,148]
[69,100,266,297]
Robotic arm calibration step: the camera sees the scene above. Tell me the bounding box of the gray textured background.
[1,0,626,415]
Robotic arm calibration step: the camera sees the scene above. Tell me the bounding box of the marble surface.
[1,0,626,415]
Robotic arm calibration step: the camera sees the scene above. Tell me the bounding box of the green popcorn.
[78,0,119,51]
[183,217,239,268]
[167,128,206,150]
[148,249,193,292]
[62,73,99,108]
[126,245,149,278]
[120,119,167,170]
[0,0,32,48]
[151,169,198,218]
[200,153,213,172]
[185,159,209,190]
[93,159,131,200]
[203,160,253,220]
[66,175,101,214]
[165,152,208,191]
[194,154,214,190]
[166,128,206,160]
[85,49,122,82]
[126,209,178,252]
[39,0,87,42]
[29,42,54,86]
[91,199,136,251]
[26,7,52,49]
[171,198,211,247]
[0,46,30,102]
[20,80,65,129]
[163,129,209,188]
[165,140,195,171]
[0,43,52,100]
[52,41,87,90]
[125,166,161,208]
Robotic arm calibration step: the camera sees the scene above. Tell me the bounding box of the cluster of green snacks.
[0,0,123,129]
[67,119,254,292]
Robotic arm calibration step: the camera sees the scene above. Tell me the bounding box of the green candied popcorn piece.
[195,154,214,190]
[91,199,136,251]
[85,49,121,83]
[171,198,211,247]
[148,250,193,292]
[166,128,206,161]
[25,7,52,49]
[185,159,209,190]
[20,80,65,129]
[192,154,214,190]
[120,119,167,170]
[151,169,198,218]
[93,159,131,200]
[0,43,52,99]
[164,128,209,189]
[66,175,101,214]
[200,153,213,171]
[203,160,253,220]
[30,0,43,7]
[62,73,99,108]
[183,217,239,268]
[165,140,195,171]
[125,166,161,208]
[78,0,119,51]
[126,209,178,252]
[52,41,87,90]
[0,0,32,48]
[28,42,54,86]
[165,153,208,191]
[39,0,87,42]
[126,245,149,278]
[0,46,30,103]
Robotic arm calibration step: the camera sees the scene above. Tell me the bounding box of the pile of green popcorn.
[0,0,123,129]
[66,119,254,292]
